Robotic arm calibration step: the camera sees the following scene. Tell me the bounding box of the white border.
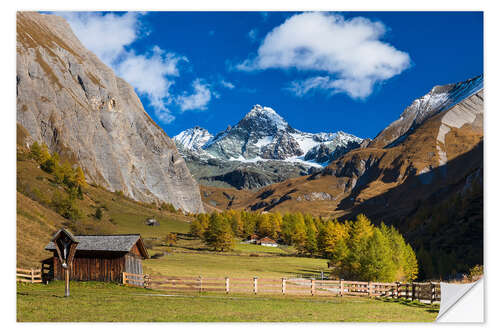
[2,0,499,332]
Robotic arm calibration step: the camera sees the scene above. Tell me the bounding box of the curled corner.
[436,278,484,322]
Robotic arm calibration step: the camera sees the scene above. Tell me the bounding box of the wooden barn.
[43,231,149,283]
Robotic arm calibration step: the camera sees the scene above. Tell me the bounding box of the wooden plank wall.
[52,251,126,283]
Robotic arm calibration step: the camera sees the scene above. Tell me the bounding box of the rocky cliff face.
[16,12,204,213]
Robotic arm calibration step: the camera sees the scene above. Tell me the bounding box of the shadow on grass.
[378,297,440,313]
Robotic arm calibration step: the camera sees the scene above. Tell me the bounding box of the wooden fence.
[122,273,440,303]
[16,268,42,283]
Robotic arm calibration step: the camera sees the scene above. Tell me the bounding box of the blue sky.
[56,11,483,139]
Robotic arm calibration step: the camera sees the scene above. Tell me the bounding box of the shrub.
[51,190,82,221]
[95,207,103,220]
[41,152,59,173]
[164,233,177,247]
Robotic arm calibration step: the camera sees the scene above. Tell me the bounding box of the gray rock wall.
[16,12,204,213]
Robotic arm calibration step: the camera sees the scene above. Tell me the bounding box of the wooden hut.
[43,232,149,283]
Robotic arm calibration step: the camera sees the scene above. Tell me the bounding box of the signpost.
[51,229,79,297]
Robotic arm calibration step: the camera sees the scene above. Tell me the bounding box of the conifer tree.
[230,212,244,237]
[291,213,307,253]
[75,166,87,187]
[360,228,395,282]
[190,214,209,239]
[269,212,282,239]
[403,243,419,282]
[41,151,59,173]
[305,223,318,255]
[257,213,273,237]
[204,213,234,251]
[29,141,43,163]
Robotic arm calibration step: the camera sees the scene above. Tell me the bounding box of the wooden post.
[31,268,34,283]
[406,284,409,300]
[64,268,70,297]
[368,281,372,297]
[225,277,230,294]
[340,279,344,297]
[122,272,126,285]
[311,279,315,296]
[411,283,415,301]
[282,278,286,295]
[253,277,258,294]
[396,282,400,299]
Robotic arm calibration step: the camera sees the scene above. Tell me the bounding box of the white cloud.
[237,12,411,99]
[115,47,187,121]
[286,76,330,97]
[55,11,212,123]
[177,79,212,111]
[220,80,235,89]
[248,28,258,42]
[56,12,144,66]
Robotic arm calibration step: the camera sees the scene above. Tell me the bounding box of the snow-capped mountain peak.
[175,104,363,167]
[240,104,290,132]
[173,126,213,151]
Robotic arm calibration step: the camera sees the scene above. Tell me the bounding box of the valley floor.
[17,281,438,322]
[145,236,328,278]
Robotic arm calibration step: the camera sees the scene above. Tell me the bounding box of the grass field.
[144,250,329,278]
[17,281,439,322]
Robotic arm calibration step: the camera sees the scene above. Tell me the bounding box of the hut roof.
[45,234,148,258]
[259,237,277,244]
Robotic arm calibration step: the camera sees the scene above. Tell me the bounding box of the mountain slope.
[370,75,483,148]
[16,12,203,213]
[240,84,483,216]
[174,104,363,189]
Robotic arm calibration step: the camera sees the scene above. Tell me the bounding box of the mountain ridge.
[370,74,483,148]
[175,104,364,165]
[173,104,364,190]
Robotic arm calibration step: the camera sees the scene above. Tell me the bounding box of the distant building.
[258,237,278,247]
[145,218,159,226]
[248,234,260,244]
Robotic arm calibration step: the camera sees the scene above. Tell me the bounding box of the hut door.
[125,254,143,286]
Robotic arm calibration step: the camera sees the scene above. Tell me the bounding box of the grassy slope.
[17,281,438,322]
[17,192,66,267]
[16,155,192,268]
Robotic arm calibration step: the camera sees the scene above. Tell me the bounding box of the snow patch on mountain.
[245,104,288,131]
[173,126,213,151]
[374,74,483,148]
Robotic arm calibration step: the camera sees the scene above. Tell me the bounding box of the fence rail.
[16,268,42,283]
[122,273,441,303]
